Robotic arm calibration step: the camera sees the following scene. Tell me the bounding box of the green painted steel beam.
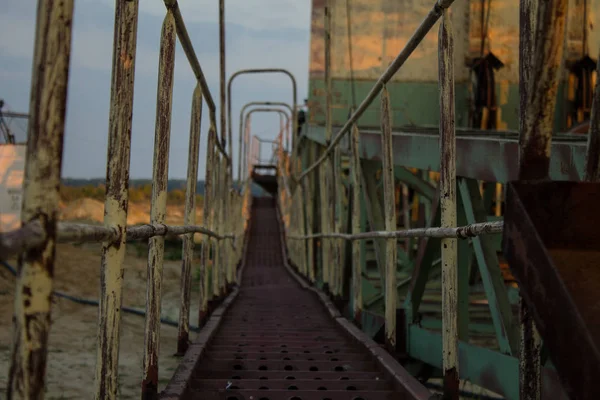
[407,326,568,400]
[360,161,387,292]
[458,178,518,356]
[304,126,587,183]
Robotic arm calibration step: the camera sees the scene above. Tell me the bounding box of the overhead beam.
[304,126,586,182]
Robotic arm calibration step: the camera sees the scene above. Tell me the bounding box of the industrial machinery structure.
[0,0,599,400]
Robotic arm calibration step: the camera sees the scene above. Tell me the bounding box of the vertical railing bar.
[438,10,459,400]
[402,184,411,251]
[225,169,234,286]
[141,10,176,399]
[244,115,252,179]
[350,122,363,323]
[584,51,600,182]
[8,1,75,398]
[219,0,227,151]
[177,84,203,355]
[334,145,345,297]
[320,0,333,291]
[380,87,397,352]
[303,142,316,283]
[517,1,567,399]
[94,1,139,398]
[219,158,228,295]
[200,127,217,326]
[212,157,221,298]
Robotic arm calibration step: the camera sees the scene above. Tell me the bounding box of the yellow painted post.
[177,84,203,355]
[350,123,363,322]
[93,1,139,398]
[333,146,344,296]
[200,127,217,326]
[8,1,75,398]
[211,155,221,298]
[321,0,335,292]
[438,9,459,399]
[380,87,397,351]
[219,157,228,295]
[141,10,176,398]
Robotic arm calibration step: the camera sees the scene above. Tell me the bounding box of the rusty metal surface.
[177,84,204,355]
[142,10,177,399]
[437,10,459,399]
[95,1,139,398]
[8,1,75,398]
[178,197,427,400]
[504,181,600,400]
[379,87,397,352]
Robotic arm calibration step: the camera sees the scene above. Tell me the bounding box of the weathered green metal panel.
[307,0,596,132]
[407,326,568,400]
[307,79,572,132]
[308,79,471,128]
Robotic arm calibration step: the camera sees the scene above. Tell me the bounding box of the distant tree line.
[60,178,265,203]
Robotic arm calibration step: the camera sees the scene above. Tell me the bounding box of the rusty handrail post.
[94,1,139,398]
[298,0,455,181]
[244,117,253,176]
[350,122,363,323]
[438,9,459,399]
[141,10,176,399]
[333,144,344,297]
[380,87,397,352]
[320,0,334,292]
[8,1,75,398]
[305,143,317,283]
[177,84,203,355]
[212,158,222,298]
[225,168,234,286]
[219,159,228,295]
[200,127,218,326]
[517,0,568,399]
[163,1,228,162]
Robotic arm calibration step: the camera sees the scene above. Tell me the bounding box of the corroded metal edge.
[503,182,600,400]
[158,201,252,399]
[274,199,433,400]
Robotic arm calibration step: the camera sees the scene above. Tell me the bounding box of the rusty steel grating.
[183,197,409,400]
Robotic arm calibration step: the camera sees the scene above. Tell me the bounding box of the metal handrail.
[237,101,294,182]
[241,107,291,181]
[4,1,246,399]
[227,68,298,156]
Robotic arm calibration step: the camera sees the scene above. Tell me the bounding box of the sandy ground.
[0,241,202,399]
[59,198,203,227]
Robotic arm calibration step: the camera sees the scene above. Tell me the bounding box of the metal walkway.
[161,197,431,400]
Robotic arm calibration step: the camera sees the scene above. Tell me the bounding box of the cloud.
[0,0,312,179]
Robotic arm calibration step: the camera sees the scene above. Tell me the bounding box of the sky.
[0,0,312,180]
